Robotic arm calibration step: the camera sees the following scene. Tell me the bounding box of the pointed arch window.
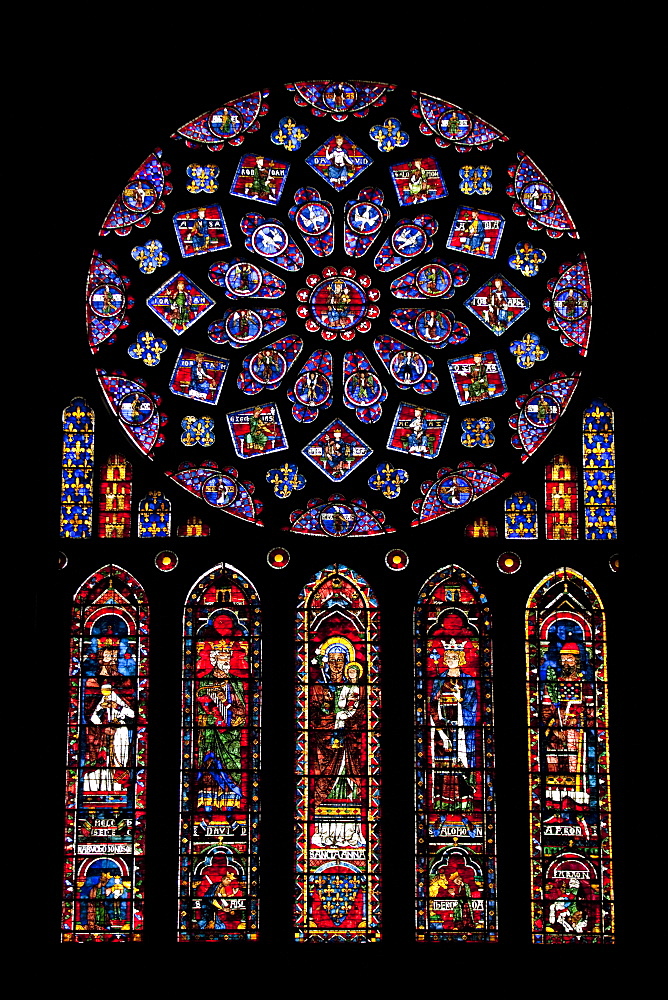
[414,565,497,941]
[62,564,148,942]
[179,563,261,941]
[526,567,613,942]
[295,564,381,941]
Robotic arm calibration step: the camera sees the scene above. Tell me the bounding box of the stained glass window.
[526,568,613,943]
[49,71,626,949]
[63,564,148,942]
[61,399,95,539]
[414,565,497,941]
[504,491,538,540]
[137,491,171,538]
[583,400,617,540]
[295,564,381,941]
[545,455,578,540]
[179,563,261,941]
[98,455,132,538]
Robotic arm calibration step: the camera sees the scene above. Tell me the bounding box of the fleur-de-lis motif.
[271,117,310,151]
[367,461,408,499]
[266,462,306,498]
[369,117,409,152]
[131,239,170,275]
[128,330,168,366]
[181,415,215,447]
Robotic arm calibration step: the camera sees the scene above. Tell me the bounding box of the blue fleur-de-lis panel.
[271,116,310,151]
[208,258,286,299]
[173,91,269,150]
[448,351,507,406]
[169,348,229,405]
[138,491,171,537]
[97,370,165,458]
[229,152,290,205]
[226,403,289,460]
[374,214,437,271]
[288,350,334,423]
[368,461,409,499]
[208,307,287,348]
[285,80,394,121]
[508,240,547,277]
[289,188,334,257]
[504,491,538,539]
[128,330,168,366]
[583,400,617,540]
[166,463,263,524]
[342,352,387,423]
[464,275,529,335]
[147,272,214,334]
[185,163,219,194]
[99,149,172,236]
[410,94,508,151]
[544,254,592,356]
[460,417,495,448]
[306,135,372,191]
[374,335,438,395]
[509,371,581,460]
[390,259,469,300]
[60,399,95,539]
[459,165,493,196]
[509,332,549,369]
[343,187,389,257]
[241,213,304,270]
[310,871,367,926]
[386,402,449,459]
[411,463,510,526]
[368,116,409,153]
[266,462,306,498]
[287,495,394,537]
[302,419,373,482]
[389,307,470,349]
[86,253,134,352]
[389,156,447,206]
[237,336,303,395]
[507,151,578,238]
[172,205,231,257]
[181,415,215,447]
[446,206,505,259]
[131,239,170,274]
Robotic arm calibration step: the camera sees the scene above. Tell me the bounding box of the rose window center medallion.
[297,266,380,341]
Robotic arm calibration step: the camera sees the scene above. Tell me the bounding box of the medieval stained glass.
[526,568,613,942]
[62,564,148,941]
[61,399,95,539]
[75,80,601,542]
[53,72,624,947]
[504,491,538,540]
[414,565,497,942]
[98,455,132,538]
[545,455,578,540]
[179,563,261,941]
[583,400,617,540]
[295,564,381,941]
[137,491,171,538]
